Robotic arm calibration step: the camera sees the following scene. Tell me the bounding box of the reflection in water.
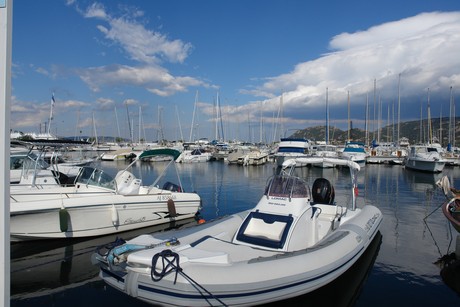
[434,234,460,296]
[10,161,460,307]
[438,252,460,295]
[266,232,382,307]
[11,218,198,299]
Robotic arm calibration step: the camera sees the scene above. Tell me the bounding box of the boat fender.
[111,204,119,226]
[167,199,177,217]
[59,205,69,232]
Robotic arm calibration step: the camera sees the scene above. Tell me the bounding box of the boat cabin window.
[235,211,293,249]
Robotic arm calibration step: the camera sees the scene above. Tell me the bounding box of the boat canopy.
[138,148,181,161]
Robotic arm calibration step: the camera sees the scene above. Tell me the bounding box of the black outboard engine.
[312,178,335,204]
[163,181,182,192]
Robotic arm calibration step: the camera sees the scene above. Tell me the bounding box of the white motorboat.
[176,148,212,163]
[93,157,382,307]
[311,144,339,168]
[237,149,270,166]
[274,138,312,167]
[339,141,367,165]
[404,144,446,173]
[10,148,202,242]
[10,140,93,185]
[100,148,137,161]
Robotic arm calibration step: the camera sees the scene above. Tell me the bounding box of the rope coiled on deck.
[150,249,228,307]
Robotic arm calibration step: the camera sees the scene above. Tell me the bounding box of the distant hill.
[290,117,460,146]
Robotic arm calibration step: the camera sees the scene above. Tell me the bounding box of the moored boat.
[437,176,460,233]
[93,157,382,306]
[10,148,202,241]
[404,144,446,173]
[274,138,312,167]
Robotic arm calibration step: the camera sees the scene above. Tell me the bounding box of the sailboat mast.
[397,74,401,145]
[326,88,329,144]
[449,86,453,147]
[189,90,198,142]
[175,105,184,141]
[439,106,442,146]
[419,101,423,143]
[92,112,98,145]
[377,95,381,143]
[373,79,376,141]
[347,90,350,141]
[214,92,218,140]
[115,107,121,142]
[47,93,55,137]
[427,88,432,144]
[74,110,80,141]
[125,101,132,143]
[365,92,369,147]
[139,106,142,144]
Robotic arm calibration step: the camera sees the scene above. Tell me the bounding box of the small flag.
[51,93,55,106]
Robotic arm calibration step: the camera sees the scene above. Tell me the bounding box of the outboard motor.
[312,178,335,204]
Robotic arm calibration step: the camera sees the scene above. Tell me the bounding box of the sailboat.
[339,91,367,165]
[312,88,339,168]
[404,88,446,173]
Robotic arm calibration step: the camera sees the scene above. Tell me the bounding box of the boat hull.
[442,198,460,233]
[98,205,381,306]
[404,158,445,173]
[10,193,201,241]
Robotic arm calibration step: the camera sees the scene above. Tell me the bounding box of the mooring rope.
[151,249,228,307]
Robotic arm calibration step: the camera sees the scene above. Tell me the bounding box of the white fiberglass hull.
[404,157,445,173]
[10,192,201,241]
[98,205,381,307]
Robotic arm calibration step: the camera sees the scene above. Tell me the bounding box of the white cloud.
[123,98,138,106]
[247,11,460,128]
[83,3,192,65]
[72,2,208,97]
[78,64,208,97]
[84,3,108,20]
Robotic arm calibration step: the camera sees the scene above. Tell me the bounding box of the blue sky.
[10,0,460,143]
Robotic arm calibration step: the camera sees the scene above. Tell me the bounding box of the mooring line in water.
[423,199,453,258]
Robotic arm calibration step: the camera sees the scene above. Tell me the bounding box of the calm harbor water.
[10,159,460,307]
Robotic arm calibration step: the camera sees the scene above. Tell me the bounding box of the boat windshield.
[76,167,116,190]
[265,175,310,198]
[11,153,50,170]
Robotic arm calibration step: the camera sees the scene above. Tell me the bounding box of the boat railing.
[10,190,116,201]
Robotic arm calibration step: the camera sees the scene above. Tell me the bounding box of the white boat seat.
[115,170,141,195]
[234,211,293,249]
